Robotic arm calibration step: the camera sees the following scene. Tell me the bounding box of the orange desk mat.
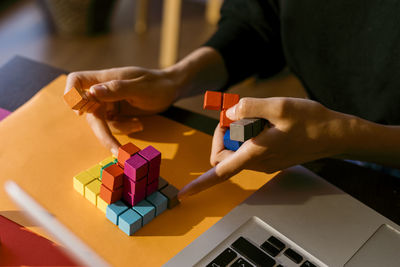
[0,75,274,266]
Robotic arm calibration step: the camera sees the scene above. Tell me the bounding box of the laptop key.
[260,241,280,257]
[267,236,286,251]
[301,260,317,267]
[206,248,237,267]
[231,257,252,267]
[284,248,303,264]
[231,237,276,267]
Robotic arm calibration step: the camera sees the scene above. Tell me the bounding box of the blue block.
[106,200,129,225]
[132,200,156,226]
[224,129,242,151]
[100,162,115,181]
[146,191,168,216]
[118,209,142,236]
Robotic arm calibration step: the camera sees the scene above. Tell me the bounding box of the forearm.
[164,46,228,99]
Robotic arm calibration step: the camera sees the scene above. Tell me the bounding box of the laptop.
[165,166,400,267]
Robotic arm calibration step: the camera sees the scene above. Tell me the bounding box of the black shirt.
[205,0,400,125]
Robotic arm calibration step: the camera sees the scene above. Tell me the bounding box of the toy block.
[79,100,96,113]
[146,179,159,196]
[86,164,102,179]
[123,191,145,207]
[223,129,242,151]
[97,195,108,213]
[106,200,129,225]
[86,101,101,113]
[99,156,116,167]
[118,143,140,168]
[100,162,114,181]
[63,87,88,110]
[118,209,142,236]
[203,91,222,110]
[160,184,180,209]
[100,184,123,204]
[230,119,254,142]
[102,164,124,190]
[124,154,148,181]
[158,176,169,190]
[138,145,161,184]
[132,200,156,226]
[222,93,239,110]
[84,179,102,205]
[220,110,234,128]
[73,171,96,195]
[250,118,266,136]
[146,191,168,216]
[123,175,147,196]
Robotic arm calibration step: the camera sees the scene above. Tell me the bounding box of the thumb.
[90,80,132,102]
[226,97,281,121]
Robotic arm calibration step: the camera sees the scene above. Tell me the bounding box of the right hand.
[64,66,179,155]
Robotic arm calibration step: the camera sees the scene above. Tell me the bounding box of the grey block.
[251,118,266,136]
[230,119,253,142]
[160,184,180,209]
[158,176,169,190]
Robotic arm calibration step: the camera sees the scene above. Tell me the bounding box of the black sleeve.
[204,0,286,87]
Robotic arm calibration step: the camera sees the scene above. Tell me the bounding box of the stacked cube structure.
[72,142,180,236]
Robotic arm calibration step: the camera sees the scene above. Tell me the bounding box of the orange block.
[99,184,123,204]
[102,164,124,190]
[63,87,88,110]
[220,110,234,128]
[118,143,141,168]
[223,93,239,110]
[203,91,222,110]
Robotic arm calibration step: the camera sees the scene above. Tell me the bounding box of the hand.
[178,97,349,199]
[64,67,179,155]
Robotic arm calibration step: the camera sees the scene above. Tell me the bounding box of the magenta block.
[123,191,145,206]
[124,154,148,181]
[146,179,159,196]
[123,175,147,196]
[0,108,11,121]
[139,146,161,184]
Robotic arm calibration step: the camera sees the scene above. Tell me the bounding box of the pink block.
[139,145,161,184]
[123,191,145,206]
[123,175,147,196]
[0,108,11,121]
[146,179,159,196]
[124,154,148,181]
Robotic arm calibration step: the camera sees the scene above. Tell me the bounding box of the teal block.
[146,191,168,216]
[113,158,118,164]
[118,209,142,235]
[132,200,155,226]
[100,162,115,181]
[106,200,129,225]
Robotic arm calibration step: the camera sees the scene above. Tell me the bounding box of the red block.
[123,191,145,206]
[102,164,124,190]
[203,91,222,110]
[220,110,234,128]
[123,175,147,196]
[146,179,159,196]
[222,93,239,110]
[138,145,161,184]
[99,184,123,204]
[118,143,141,168]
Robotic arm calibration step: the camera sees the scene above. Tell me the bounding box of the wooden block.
[86,101,101,113]
[79,100,96,113]
[102,164,124,190]
[203,91,222,110]
[99,156,116,167]
[118,143,141,168]
[123,191,145,207]
[84,179,102,205]
[63,87,88,110]
[100,162,115,181]
[106,200,129,225]
[158,176,169,190]
[86,164,102,179]
[160,184,180,209]
[73,171,96,195]
[118,209,142,236]
[97,195,108,214]
[124,154,148,181]
[100,184,123,204]
[222,93,239,110]
[146,191,168,216]
[138,145,161,184]
[220,110,234,128]
[230,119,253,142]
[223,129,242,151]
[146,179,159,196]
[251,118,266,136]
[132,199,155,226]
[123,175,147,196]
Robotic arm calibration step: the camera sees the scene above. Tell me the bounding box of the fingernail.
[90,84,107,96]
[111,147,119,157]
[226,105,236,120]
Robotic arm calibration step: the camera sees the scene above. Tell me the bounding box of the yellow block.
[97,195,108,213]
[85,179,102,205]
[99,156,116,167]
[73,171,96,195]
[86,164,102,179]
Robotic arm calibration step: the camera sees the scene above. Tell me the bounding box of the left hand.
[178,97,350,199]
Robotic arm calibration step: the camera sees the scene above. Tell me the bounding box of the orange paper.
[0,75,274,266]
